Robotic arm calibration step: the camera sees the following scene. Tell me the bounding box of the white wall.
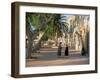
[0,0,99,80]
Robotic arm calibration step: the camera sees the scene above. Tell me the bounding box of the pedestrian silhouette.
[65,44,69,56]
[58,42,62,56]
[81,47,86,56]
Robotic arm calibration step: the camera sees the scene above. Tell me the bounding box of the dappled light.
[26,13,90,67]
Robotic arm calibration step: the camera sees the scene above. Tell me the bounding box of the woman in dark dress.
[65,44,69,56]
[58,42,62,56]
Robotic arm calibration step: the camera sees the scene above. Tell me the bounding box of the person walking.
[65,44,69,56]
[58,42,62,56]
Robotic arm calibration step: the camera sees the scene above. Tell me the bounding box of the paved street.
[26,47,89,67]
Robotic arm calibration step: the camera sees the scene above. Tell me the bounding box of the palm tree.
[26,13,57,58]
[26,13,45,58]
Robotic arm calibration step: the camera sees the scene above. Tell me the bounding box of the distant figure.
[65,44,69,56]
[58,42,62,56]
[81,47,86,56]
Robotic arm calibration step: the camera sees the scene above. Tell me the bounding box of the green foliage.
[26,13,41,29]
[26,13,63,41]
